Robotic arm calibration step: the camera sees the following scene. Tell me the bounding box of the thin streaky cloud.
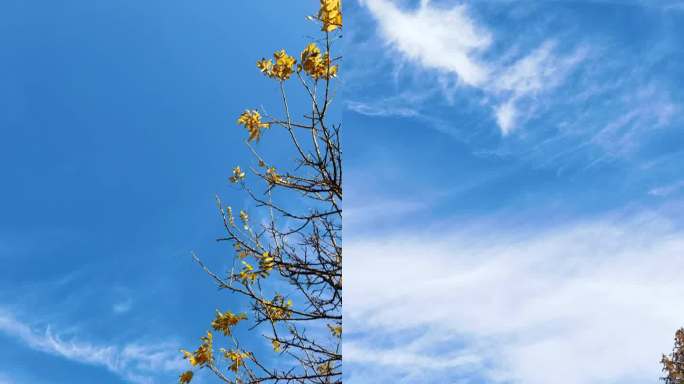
[0,310,183,384]
[346,100,419,118]
[346,205,684,384]
[345,1,684,383]
[353,0,681,174]
[649,180,684,197]
[357,0,586,135]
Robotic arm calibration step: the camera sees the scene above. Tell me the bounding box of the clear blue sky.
[0,1,318,383]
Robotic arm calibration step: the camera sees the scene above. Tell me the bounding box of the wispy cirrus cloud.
[344,2,684,383]
[350,0,682,171]
[355,0,586,135]
[346,99,419,118]
[0,310,183,384]
[493,40,587,135]
[345,204,684,384]
[649,180,684,197]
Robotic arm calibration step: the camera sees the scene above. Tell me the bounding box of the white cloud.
[346,100,419,118]
[649,180,684,197]
[588,83,679,156]
[113,298,133,314]
[495,41,581,96]
[345,340,481,370]
[0,312,183,384]
[344,198,427,228]
[345,209,684,383]
[360,0,492,87]
[492,42,587,134]
[359,0,585,135]
[494,99,517,136]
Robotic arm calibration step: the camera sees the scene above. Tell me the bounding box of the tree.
[178,1,342,383]
[662,328,684,383]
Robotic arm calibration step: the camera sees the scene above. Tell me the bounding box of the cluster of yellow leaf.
[239,210,249,230]
[211,310,247,336]
[229,166,245,183]
[317,361,332,375]
[319,0,342,32]
[258,251,275,276]
[226,206,235,227]
[237,253,273,283]
[179,370,193,384]
[182,2,342,382]
[257,49,297,81]
[256,44,338,84]
[181,331,214,367]
[328,324,342,338]
[300,43,338,80]
[265,166,283,184]
[239,260,258,284]
[237,110,269,142]
[234,242,249,259]
[223,349,251,373]
[263,294,293,321]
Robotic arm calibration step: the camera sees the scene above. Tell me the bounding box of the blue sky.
[0,1,319,383]
[344,1,684,384]
[2,1,684,384]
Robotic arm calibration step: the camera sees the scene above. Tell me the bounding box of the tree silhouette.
[179,1,342,383]
[662,328,684,383]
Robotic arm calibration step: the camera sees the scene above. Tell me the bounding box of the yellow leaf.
[179,371,193,384]
[229,166,245,183]
[258,50,296,81]
[256,58,273,76]
[237,110,269,142]
[328,324,342,338]
[319,0,342,32]
[180,332,213,368]
[223,349,250,373]
[211,310,247,336]
[300,43,338,80]
[239,210,249,229]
